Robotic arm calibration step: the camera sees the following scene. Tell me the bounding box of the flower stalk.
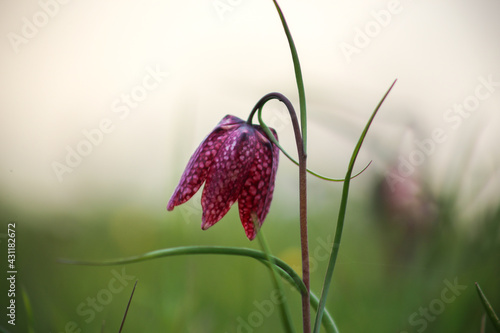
[298,138,310,333]
[248,92,310,332]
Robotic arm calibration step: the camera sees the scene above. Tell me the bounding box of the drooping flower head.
[167,115,279,240]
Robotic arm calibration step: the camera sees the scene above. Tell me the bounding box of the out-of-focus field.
[1,174,499,332]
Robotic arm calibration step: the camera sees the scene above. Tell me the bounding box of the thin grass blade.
[119,280,138,333]
[476,282,500,332]
[21,286,34,333]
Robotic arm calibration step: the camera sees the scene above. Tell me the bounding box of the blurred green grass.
[1,182,499,333]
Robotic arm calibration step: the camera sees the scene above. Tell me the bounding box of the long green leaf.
[272,0,307,153]
[60,246,338,333]
[313,80,397,333]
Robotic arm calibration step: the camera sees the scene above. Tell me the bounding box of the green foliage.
[2,195,498,332]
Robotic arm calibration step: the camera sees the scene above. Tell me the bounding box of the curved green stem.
[60,246,338,333]
[313,80,397,333]
[257,116,372,182]
[248,97,370,182]
[256,225,296,333]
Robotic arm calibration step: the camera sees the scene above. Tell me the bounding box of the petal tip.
[246,232,256,241]
[166,199,175,211]
[201,218,211,230]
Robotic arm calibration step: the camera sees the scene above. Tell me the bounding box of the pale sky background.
[1,0,500,225]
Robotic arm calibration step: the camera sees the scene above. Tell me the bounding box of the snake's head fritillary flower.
[167,115,279,240]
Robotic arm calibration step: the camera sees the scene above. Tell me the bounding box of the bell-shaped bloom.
[167,115,279,240]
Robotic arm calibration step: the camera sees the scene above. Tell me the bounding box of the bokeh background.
[1,0,500,332]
